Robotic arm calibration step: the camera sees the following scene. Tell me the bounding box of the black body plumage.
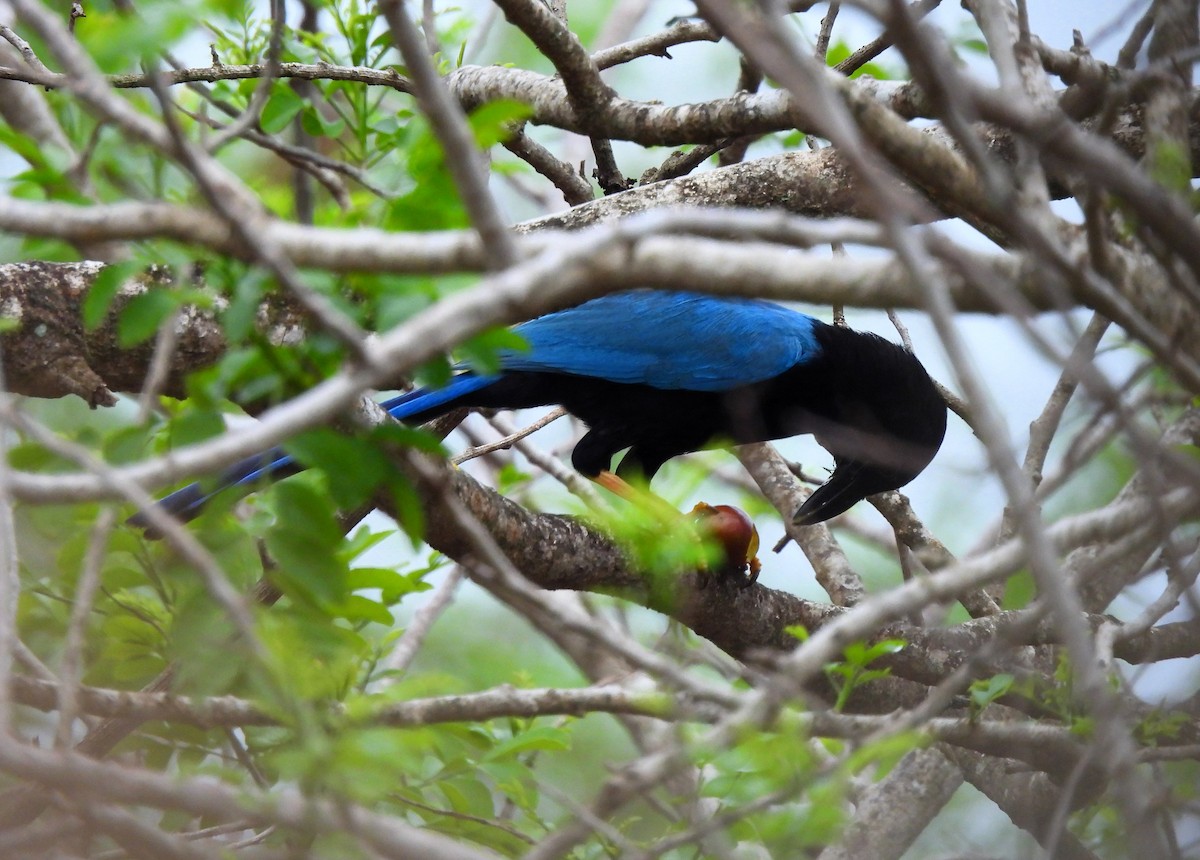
[423,321,947,524]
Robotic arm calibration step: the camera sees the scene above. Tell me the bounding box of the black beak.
[792,459,906,526]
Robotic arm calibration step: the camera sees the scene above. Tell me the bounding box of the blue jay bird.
[131,291,946,535]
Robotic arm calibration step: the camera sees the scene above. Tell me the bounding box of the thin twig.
[379,0,518,268]
[502,130,594,205]
[0,381,17,736]
[375,566,464,679]
[0,24,49,72]
[55,509,116,749]
[206,0,287,152]
[453,407,567,464]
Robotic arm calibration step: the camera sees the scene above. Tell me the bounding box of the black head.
[792,325,947,526]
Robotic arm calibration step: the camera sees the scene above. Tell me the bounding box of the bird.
[130,291,947,535]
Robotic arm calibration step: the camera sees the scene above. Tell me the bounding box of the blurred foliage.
[1,0,1193,857]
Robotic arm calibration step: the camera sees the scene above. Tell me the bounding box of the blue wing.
[499,291,820,391]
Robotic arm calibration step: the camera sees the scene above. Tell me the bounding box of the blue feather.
[377,372,496,415]
[500,291,820,391]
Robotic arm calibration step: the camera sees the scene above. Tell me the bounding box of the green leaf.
[0,124,54,168]
[270,479,344,550]
[7,441,63,472]
[969,673,1015,714]
[372,423,447,456]
[261,88,305,134]
[440,775,497,818]
[341,525,393,560]
[824,41,896,80]
[858,638,906,664]
[167,589,244,695]
[785,624,810,642]
[285,428,395,510]
[264,481,348,608]
[166,409,227,449]
[79,7,194,72]
[118,289,178,348]
[387,473,427,546]
[330,593,394,625]
[459,327,528,375]
[300,105,345,138]
[1002,569,1035,610]
[223,271,267,342]
[83,262,141,330]
[103,424,156,466]
[346,566,430,604]
[483,726,572,761]
[467,99,533,148]
[1148,140,1192,195]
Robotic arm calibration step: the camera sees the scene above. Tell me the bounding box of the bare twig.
[379,0,518,268]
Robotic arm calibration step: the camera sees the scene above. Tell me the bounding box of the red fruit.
[688,502,762,583]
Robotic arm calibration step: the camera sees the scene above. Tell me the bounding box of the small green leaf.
[969,673,1015,714]
[223,272,267,342]
[301,105,345,138]
[118,289,178,347]
[166,409,227,449]
[83,262,141,330]
[1002,570,1035,610]
[861,638,906,663]
[459,327,528,375]
[264,481,348,608]
[387,472,427,546]
[339,528,395,567]
[346,567,430,604]
[1147,140,1191,195]
[79,7,194,72]
[261,88,305,134]
[0,124,55,169]
[285,429,395,510]
[330,594,394,625]
[483,726,572,761]
[6,441,61,471]
[467,99,533,148]
[372,422,448,456]
[103,425,156,466]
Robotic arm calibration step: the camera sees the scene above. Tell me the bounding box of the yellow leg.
[595,470,682,520]
[594,471,762,582]
[593,469,637,499]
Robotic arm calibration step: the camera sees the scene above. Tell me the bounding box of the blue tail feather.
[378,373,496,419]
[127,448,293,534]
[131,373,497,533]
